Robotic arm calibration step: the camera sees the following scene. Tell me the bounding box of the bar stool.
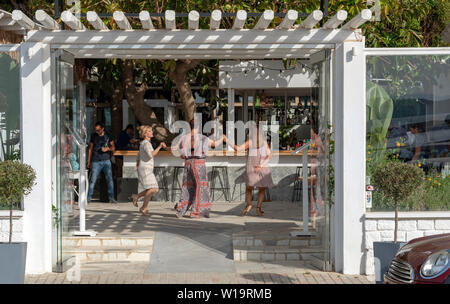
[291,166,316,202]
[291,166,302,202]
[171,166,185,203]
[154,166,169,201]
[210,166,231,202]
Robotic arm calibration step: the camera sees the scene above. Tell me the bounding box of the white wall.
[20,42,53,274]
[363,211,450,275]
[0,211,23,242]
[219,60,315,89]
[333,41,366,274]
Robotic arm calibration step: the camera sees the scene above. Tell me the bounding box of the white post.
[333,41,366,274]
[302,150,309,233]
[290,143,313,237]
[72,80,96,236]
[21,42,53,274]
[227,88,235,152]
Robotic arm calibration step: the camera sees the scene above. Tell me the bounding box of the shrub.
[0,161,36,243]
[372,162,425,242]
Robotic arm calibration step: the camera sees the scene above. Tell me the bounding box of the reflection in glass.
[366,55,450,211]
[0,52,21,162]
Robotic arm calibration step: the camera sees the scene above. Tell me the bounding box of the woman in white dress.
[131,125,166,216]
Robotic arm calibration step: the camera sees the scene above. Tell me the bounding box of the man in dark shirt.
[87,122,117,203]
[116,124,139,150]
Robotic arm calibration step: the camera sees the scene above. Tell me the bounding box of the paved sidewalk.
[25,260,375,284]
[27,201,375,284]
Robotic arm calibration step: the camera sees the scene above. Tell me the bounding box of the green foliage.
[366,81,393,162]
[371,166,450,211]
[0,161,36,207]
[0,160,36,242]
[367,55,450,103]
[373,161,425,205]
[360,0,450,48]
[328,124,335,203]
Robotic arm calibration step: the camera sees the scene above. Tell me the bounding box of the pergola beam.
[232,10,247,29]
[165,10,176,30]
[298,10,323,29]
[57,43,331,51]
[35,10,59,30]
[26,29,358,45]
[277,10,298,29]
[71,52,316,60]
[323,10,347,29]
[0,12,24,31]
[342,9,371,29]
[113,11,131,30]
[139,10,154,30]
[188,10,200,30]
[210,9,222,30]
[253,10,274,30]
[12,10,35,30]
[61,10,86,30]
[87,11,108,30]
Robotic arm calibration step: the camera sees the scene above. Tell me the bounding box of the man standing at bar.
[87,121,117,203]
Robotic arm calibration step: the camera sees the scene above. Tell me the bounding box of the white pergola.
[1,8,374,59]
[1,7,372,275]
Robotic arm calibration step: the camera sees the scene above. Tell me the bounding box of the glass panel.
[0,50,21,210]
[54,51,79,271]
[366,55,450,211]
[309,52,331,270]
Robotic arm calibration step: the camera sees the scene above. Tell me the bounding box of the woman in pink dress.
[175,119,225,218]
[225,123,274,216]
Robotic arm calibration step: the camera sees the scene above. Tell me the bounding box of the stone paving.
[25,261,374,284]
[25,201,375,284]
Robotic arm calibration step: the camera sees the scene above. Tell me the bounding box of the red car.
[384,233,450,284]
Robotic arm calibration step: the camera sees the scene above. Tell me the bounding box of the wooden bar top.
[114,149,318,157]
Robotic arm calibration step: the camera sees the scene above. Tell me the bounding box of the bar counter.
[113,149,319,202]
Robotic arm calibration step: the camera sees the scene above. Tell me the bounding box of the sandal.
[130,194,139,207]
[139,208,151,216]
[256,207,264,217]
[242,205,252,216]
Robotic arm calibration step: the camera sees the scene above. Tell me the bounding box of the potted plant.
[0,160,36,284]
[371,161,424,284]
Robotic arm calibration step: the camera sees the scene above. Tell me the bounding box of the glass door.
[53,50,84,272]
[300,48,332,271]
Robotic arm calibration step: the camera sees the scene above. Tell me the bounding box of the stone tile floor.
[26,201,375,284]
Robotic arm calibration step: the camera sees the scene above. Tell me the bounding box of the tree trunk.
[110,86,123,139]
[169,60,202,122]
[122,60,174,143]
[394,202,398,243]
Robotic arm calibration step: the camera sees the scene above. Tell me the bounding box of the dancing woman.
[225,122,274,216]
[175,119,225,218]
[131,125,166,216]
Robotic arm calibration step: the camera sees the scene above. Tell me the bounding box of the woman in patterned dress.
[131,125,166,216]
[175,119,225,219]
[225,122,274,216]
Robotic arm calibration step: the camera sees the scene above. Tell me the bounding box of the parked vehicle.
[384,233,450,284]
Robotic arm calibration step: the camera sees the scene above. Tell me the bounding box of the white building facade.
[0,8,449,275]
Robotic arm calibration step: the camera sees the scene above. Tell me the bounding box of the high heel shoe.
[242,205,252,216]
[256,207,264,216]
